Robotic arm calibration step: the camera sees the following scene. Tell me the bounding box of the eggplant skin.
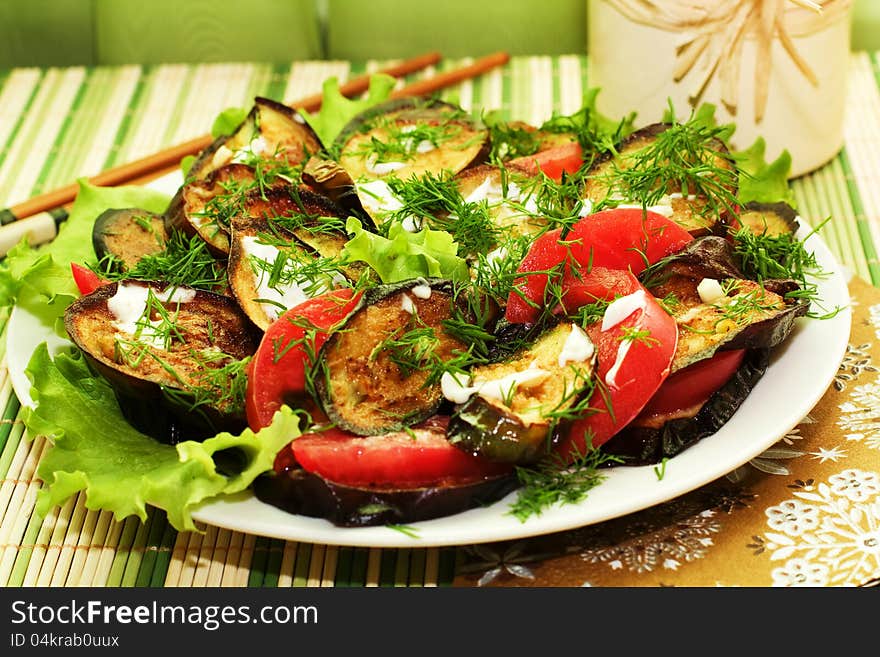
[253,468,519,527]
[602,348,770,465]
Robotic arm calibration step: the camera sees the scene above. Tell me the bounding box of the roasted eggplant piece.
[301,156,367,216]
[227,210,348,331]
[165,97,322,255]
[602,349,770,465]
[92,208,168,272]
[451,162,547,238]
[642,236,809,372]
[64,280,259,442]
[446,321,596,464]
[186,96,322,182]
[254,467,518,527]
[335,97,489,184]
[735,201,799,237]
[582,122,738,236]
[236,184,351,262]
[487,119,578,162]
[315,279,469,436]
[164,162,255,256]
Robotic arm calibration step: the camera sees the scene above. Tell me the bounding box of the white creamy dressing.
[612,192,685,220]
[365,155,406,176]
[440,365,550,405]
[398,125,436,155]
[211,135,273,171]
[241,237,310,321]
[601,289,648,331]
[410,281,432,299]
[107,283,196,348]
[400,293,416,314]
[578,198,594,218]
[600,290,649,388]
[697,277,726,304]
[558,324,594,367]
[357,179,404,215]
[463,175,539,215]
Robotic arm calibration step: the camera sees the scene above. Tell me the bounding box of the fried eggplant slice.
[64,280,259,441]
[165,97,322,255]
[92,208,168,272]
[315,279,469,436]
[446,321,596,464]
[582,122,738,236]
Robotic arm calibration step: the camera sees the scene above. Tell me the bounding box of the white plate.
[7,171,852,547]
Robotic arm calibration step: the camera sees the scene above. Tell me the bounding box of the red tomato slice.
[70,262,109,296]
[284,417,512,489]
[566,208,693,273]
[556,265,640,314]
[637,349,746,418]
[505,227,568,324]
[505,208,693,324]
[555,272,678,460]
[245,288,361,431]
[509,141,584,182]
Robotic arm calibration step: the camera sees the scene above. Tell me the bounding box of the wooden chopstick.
[3,51,443,224]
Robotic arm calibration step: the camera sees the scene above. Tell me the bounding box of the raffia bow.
[604,0,852,122]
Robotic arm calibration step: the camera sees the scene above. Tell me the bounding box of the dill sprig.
[593,116,740,220]
[98,229,227,292]
[730,218,841,317]
[509,442,622,522]
[385,172,502,255]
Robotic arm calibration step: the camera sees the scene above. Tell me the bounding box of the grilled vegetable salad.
[2,77,837,530]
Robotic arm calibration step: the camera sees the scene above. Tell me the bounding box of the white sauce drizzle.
[697,278,726,304]
[241,237,310,320]
[558,324,595,367]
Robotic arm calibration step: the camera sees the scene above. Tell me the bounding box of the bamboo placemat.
[1,54,879,587]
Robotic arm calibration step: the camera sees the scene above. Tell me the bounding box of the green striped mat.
[0,55,878,587]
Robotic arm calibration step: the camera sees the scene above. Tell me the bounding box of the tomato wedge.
[637,348,746,419]
[554,271,678,461]
[505,208,693,324]
[70,262,109,296]
[509,141,584,182]
[245,288,361,431]
[285,417,512,489]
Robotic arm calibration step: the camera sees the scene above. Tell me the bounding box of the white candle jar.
[587,0,853,178]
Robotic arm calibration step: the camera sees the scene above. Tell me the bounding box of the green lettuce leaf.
[23,345,299,531]
[211,106,249,139]
[732,137,797,207]
[300,74,397,149]
[342,217,469,284]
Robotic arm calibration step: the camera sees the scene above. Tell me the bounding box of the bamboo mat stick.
[91,515,127,586]
[66,508,102,586]
[232,532,257,587]
[366,548,382,587]
[277,541,299,587]
[3,52,442,224]
[219,530,247,587]
[32,496,78,586]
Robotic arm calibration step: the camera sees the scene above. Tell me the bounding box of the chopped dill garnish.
[591,109,740,220]
[98,229,227,292]
[509,442,622,522]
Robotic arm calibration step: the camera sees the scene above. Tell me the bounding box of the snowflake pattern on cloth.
[753,471,880,586]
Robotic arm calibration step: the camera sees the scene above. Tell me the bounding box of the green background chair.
[0,0,877,68]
